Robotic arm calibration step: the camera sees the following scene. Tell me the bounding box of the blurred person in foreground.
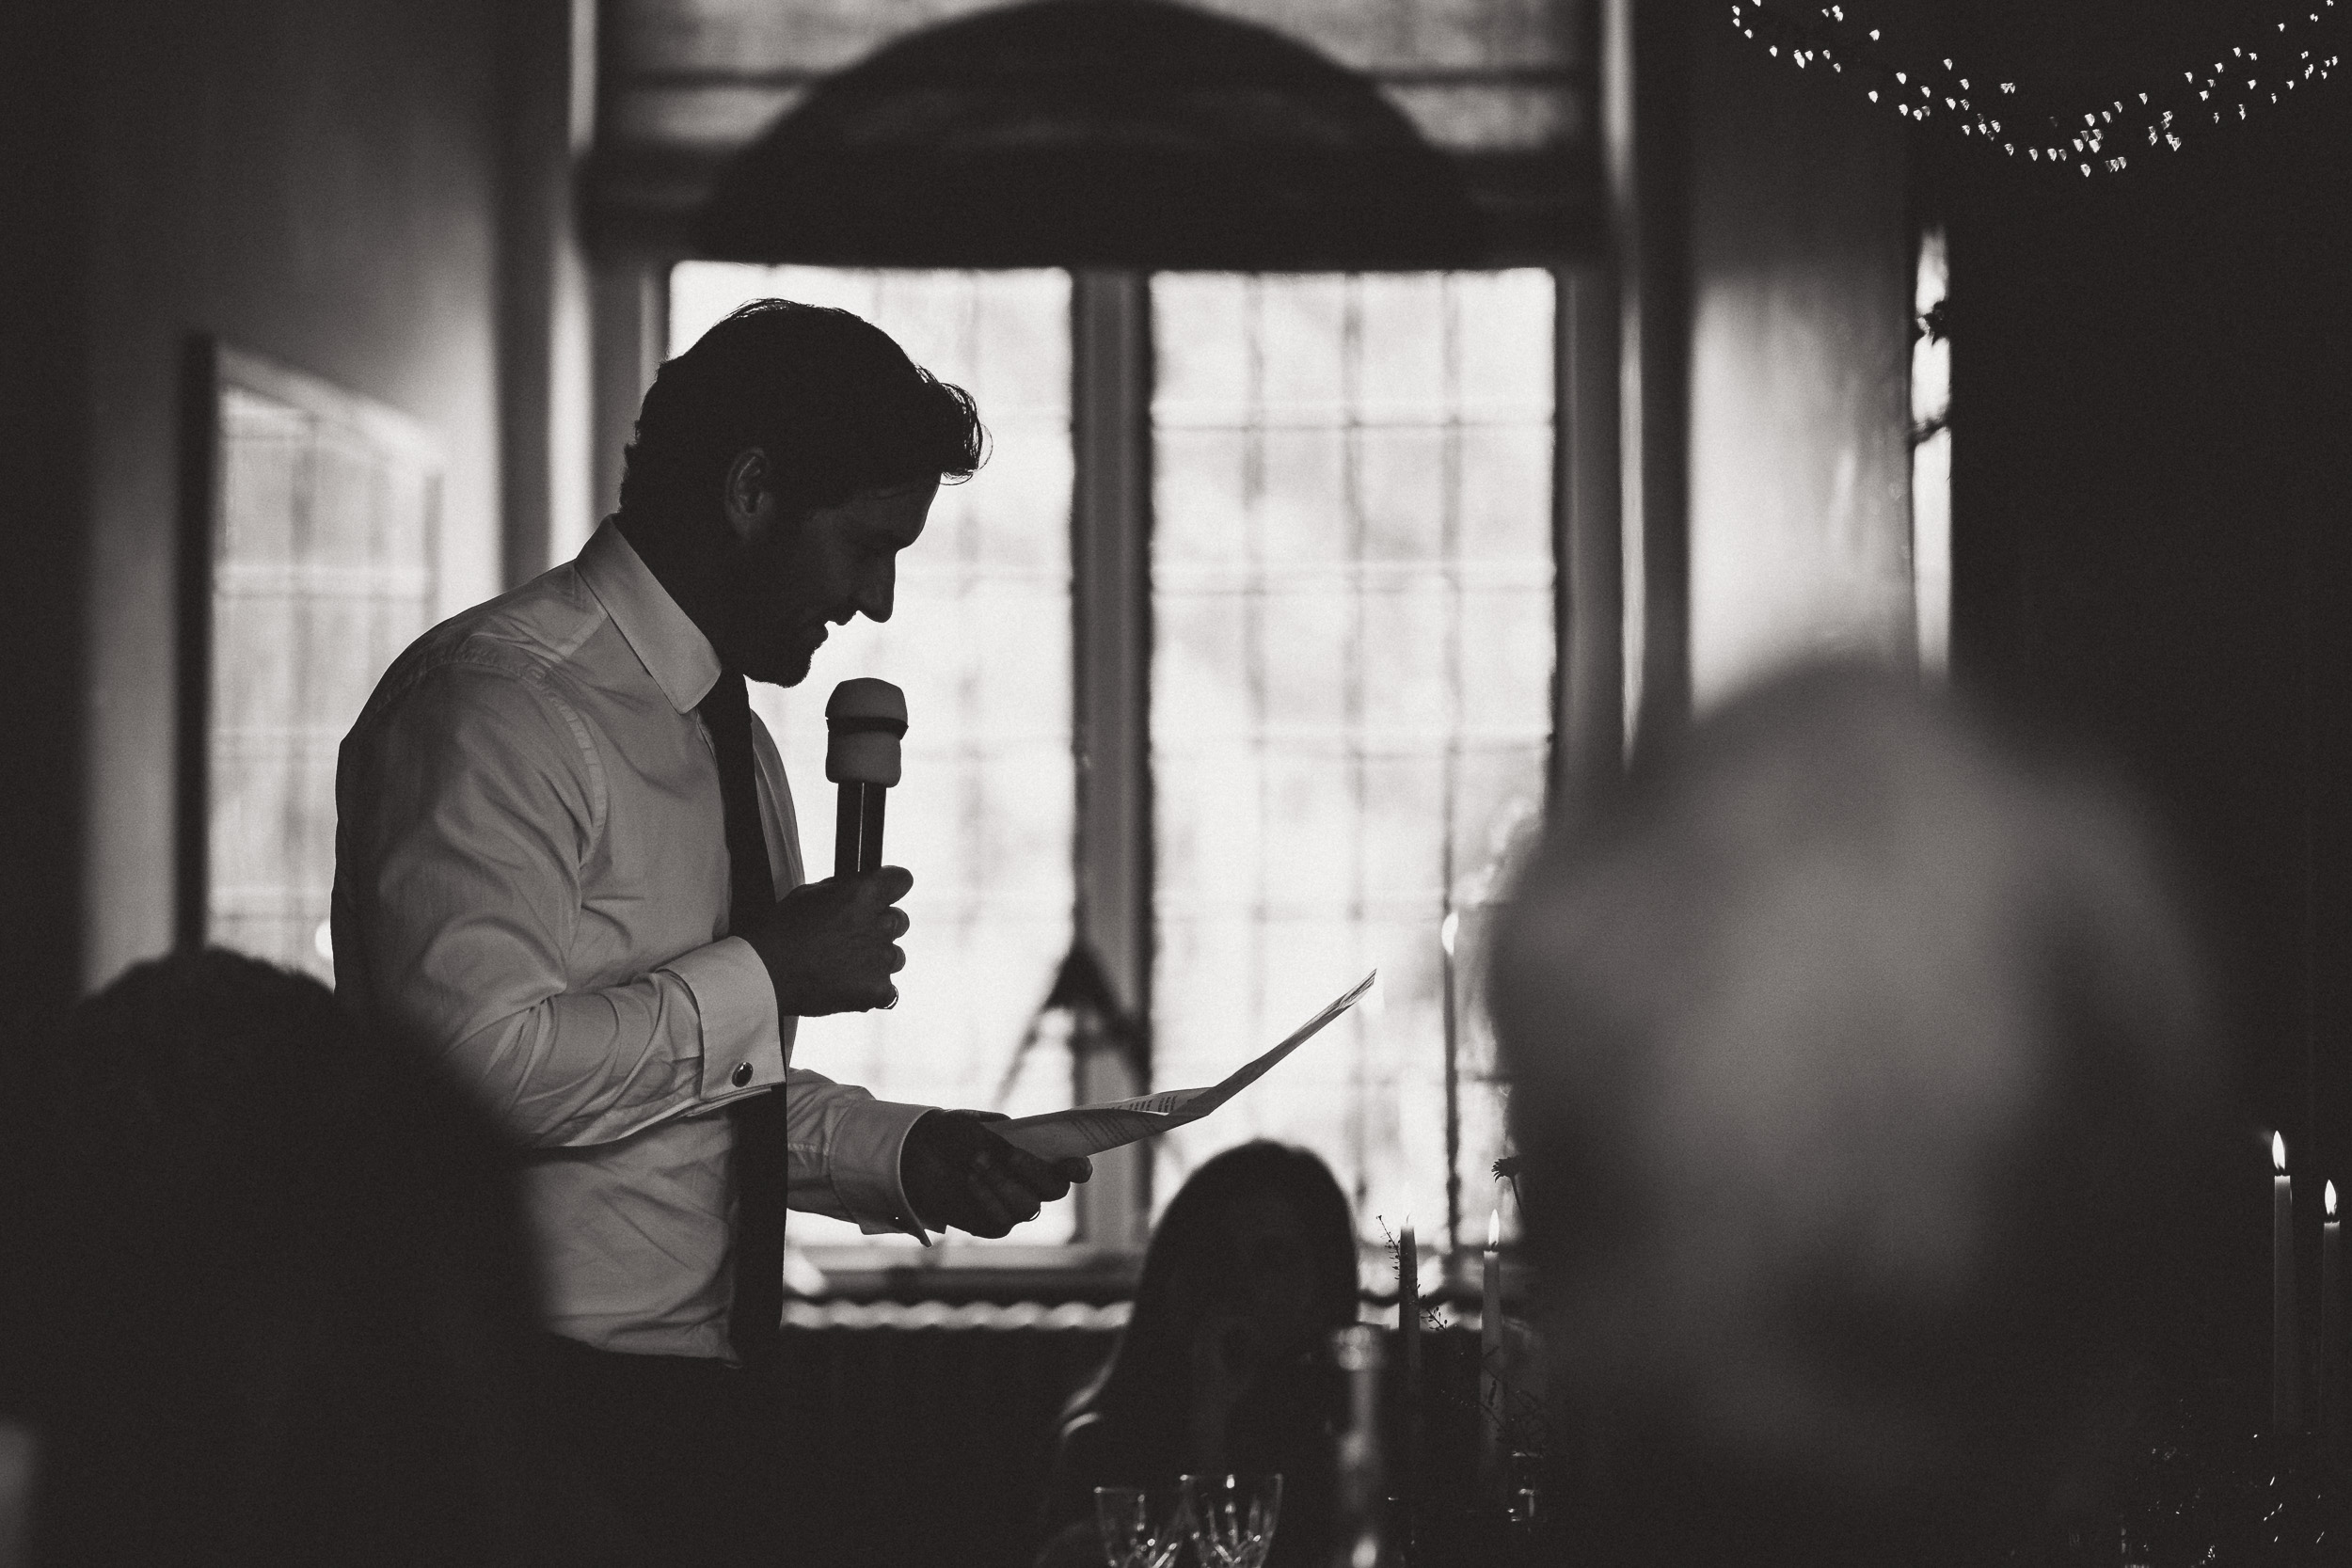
[1490,663,2229,1568]
[1034,1142,1360,1568]
[0,948,609,1568]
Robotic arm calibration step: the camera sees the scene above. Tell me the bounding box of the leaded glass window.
[668,262,1557,1261]
[199,349,441,980]
[1150,272,1555,1250]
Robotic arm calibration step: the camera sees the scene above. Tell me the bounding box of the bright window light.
[1150,271,1555,1251]
[1912,229,1952,677]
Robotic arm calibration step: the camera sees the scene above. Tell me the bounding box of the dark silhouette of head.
[1072,1140,1358,1452]
[614,299,987,687]
[1490,663,2227,1567]
[0,948,567,1567]
[619,298,982,538]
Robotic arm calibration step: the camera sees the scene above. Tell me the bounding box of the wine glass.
[1180,1472,1282,1568]
[1094,1485,1181,1568]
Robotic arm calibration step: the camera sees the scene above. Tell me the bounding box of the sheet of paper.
[995,971,1377,1162]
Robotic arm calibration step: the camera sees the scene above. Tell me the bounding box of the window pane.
[211,375,438,983]
[669,264,1076,1248]
[1152,272,1555,1258]
[1912,229,1952,677]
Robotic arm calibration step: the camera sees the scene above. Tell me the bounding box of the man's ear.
[720,448,781,545]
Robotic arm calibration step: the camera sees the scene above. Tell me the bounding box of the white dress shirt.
[333,519,931,1360]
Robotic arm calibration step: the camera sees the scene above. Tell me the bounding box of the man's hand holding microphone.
[739,866,911,1016]
[738,678,1089,1239]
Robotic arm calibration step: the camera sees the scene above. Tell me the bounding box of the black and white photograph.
[1,0,2346,1563]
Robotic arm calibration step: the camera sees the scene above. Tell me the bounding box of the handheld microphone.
[824,678,906,878]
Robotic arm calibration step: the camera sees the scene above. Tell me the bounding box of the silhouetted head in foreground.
[1491,664,2225,1567]
[0,948,567,1567]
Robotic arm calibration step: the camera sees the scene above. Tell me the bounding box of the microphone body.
[835,783,886,879]
[825,678,907,878]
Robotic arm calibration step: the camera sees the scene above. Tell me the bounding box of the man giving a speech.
[333,301,1089,1566]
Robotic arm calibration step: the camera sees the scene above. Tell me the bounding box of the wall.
[0,10,92,1013]
[1680,11,1913,709]
[1947,79,2352,1387]
[501,0,600,579]
[69,0,521,990]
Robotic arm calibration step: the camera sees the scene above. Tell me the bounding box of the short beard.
[750,643,817,689]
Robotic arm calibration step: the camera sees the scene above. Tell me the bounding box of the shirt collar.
[575,518,723,714]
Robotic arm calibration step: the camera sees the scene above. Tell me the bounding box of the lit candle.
[1398,1216,1422,1534]
[1441,911,1462,1259]
[1398,1217,1421,1375]
[2275,1132,2300,1433]
[1481,1209,1502,1490]
[2326,1180,2343,1451]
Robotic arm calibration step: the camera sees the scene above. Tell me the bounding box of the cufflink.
[731,1061,754,1087]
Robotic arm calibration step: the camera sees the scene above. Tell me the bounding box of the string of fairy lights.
[1728,0,2342,176]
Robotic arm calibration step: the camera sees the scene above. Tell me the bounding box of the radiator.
[762,1303,1128,1568]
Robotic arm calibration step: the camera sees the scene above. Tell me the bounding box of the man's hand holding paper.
[994,972,1377,1162]
[900,1109,1092,1236]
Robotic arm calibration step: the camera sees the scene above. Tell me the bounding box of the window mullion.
[1070,269,1153,1250]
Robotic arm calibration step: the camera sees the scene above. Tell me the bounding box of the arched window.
[616,0,1595,1282]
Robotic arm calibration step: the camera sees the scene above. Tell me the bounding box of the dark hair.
[618,298,984,529]
[0,948,564,1567]
[1066,1140,1358,1445]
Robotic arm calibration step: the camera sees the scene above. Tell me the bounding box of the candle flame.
[2274,1132,2288,1173]
[1440,911,1461,958]
[2329,1181,2339,1218]
[1487,1210,1501,1249]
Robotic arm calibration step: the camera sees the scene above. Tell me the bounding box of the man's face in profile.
[722,478,937,686]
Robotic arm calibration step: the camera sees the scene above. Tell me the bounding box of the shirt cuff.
[662,936,786,1101]
[830,1099,937,1243]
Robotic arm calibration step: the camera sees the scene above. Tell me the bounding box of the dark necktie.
[702,671,788,1362]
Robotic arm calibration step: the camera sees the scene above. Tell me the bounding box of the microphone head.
[825,678,907,785]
